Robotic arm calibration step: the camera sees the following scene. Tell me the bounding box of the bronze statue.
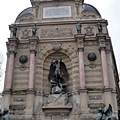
[118,110,120,120]
[76,22,81,34]
[48,58,69,94]
[11,25,17,37]
[96,104,112,120]
[97,21,102,33]
[32,24,37,36]
[2,108,10,120]
[0,109,3,120]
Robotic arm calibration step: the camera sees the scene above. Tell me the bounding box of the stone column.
[97,34,113,110]
[100,47,109,88]
[75,34,88,113]
[3,37,19,109]
[75,34,85,89]
[28,50,36,90]
[5,37,19,90]
[25,36,38,119]
[28,36,38,90]
[78,48,86,88]
[97,34,109,88]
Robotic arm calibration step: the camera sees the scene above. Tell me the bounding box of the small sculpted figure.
[97,21,102,33]
[32,24,37,36]
[11,25,17,37]
[76,22,81,34]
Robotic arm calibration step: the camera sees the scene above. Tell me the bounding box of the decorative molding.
[40,28,73,38]
[17,13,34,22]
[21,29,30,39]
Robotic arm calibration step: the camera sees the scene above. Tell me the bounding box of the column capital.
[74,34,85,49]
[29,36,39,52]
[97,33,106,49]
[7,37,19,53]
[99,47,106,52]
[78,47,84,52]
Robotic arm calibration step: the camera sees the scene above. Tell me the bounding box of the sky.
[0,0,120,92]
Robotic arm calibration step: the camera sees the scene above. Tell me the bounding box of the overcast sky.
[0,0,120,91]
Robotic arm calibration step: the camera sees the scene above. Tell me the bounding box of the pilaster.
[25,36,39,118]
[79,89,88,113]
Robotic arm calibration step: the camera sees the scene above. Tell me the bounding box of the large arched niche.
[43,52,72,94]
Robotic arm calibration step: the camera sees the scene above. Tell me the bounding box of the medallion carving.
[17,13,34,22]
[84,50,101,69]
[84,26,94,36]
[40,28,73,38]
[21,29,30,39]
[52,42,62,51]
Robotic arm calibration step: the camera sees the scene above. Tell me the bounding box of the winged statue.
[96,104,112,120]
[48,58,69,94]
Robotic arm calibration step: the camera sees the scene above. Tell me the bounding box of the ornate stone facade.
[2,0,119,120]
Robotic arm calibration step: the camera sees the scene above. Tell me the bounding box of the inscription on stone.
[86,75,101,78]
[14,97,25,102]
[43,6,71,18]
[89,95,102,100]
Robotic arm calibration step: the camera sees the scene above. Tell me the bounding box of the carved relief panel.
[40,27,74,39]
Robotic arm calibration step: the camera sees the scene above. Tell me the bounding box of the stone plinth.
[42,94,72,115]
